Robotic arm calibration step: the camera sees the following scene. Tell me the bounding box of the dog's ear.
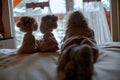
[17,22,22,28]
[41,15,50,22]
[52,15,58,21]
[17,16,38,32]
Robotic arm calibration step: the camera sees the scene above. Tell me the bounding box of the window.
[13,0,111,48]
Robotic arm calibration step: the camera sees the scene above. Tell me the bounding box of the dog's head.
[67,11,88,28]
[17,16,38,32]
[40,15,58,34]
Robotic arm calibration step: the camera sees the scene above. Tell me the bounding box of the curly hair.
[67,11,88,28]
[17,16,38,32]
[40,15,58,33]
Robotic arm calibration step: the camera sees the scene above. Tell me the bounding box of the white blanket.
[0,42,120,80]
[93,47,120,80]
[0,52,59,80]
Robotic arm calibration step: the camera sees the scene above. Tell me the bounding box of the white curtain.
[14,0,112,47]
[24,0,66,42]
[24,0,51,40]
[27,0,112,44]
[25,0,50,24]
[83,1,112,44]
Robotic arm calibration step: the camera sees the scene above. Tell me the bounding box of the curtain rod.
[83,0,101,2]
[26,2,49,9]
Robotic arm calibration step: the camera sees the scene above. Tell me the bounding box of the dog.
[57,11,99,80]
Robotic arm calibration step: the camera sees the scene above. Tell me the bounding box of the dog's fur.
[63,11,95,42]
[17,16,38,54]
[37,15,59,52]
[57,11,99,80]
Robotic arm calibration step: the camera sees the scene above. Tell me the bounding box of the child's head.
[40,15,58,34]
[17,16,38,32]
[67,11,88,28]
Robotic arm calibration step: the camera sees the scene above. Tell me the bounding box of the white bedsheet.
[0,52,59,80]
[0,42,120,80]
[93,47,120,80]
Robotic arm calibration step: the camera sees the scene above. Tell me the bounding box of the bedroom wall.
[0,0,4,37]
[2,0,14,38]
[0,0,16,49]
[111,0,120,42]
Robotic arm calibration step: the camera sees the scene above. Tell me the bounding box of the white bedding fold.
[93,47,120,80]
[0,42,120,80]
[0,53,59,80]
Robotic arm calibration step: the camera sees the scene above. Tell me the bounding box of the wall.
[0,0,16,49]
[0,0,4,37]
[111,0,120,42]
[2,0,14,38]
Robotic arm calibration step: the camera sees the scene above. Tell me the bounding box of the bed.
[0,42,120,80]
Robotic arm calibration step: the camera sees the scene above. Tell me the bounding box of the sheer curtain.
[14,0,112,48]
[14,0,66,48]
[24,0,66,43]
[24,0,51,39]
[14,0,51,48]
[83,1,112,44]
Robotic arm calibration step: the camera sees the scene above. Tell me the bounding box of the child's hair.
[40,15,58,33]
[17,16,38,32]
[67,11,88,28]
